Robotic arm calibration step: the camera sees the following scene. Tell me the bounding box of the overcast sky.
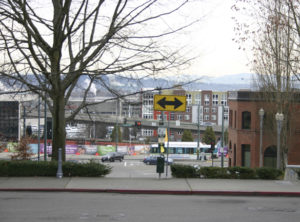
[184,0,252,78]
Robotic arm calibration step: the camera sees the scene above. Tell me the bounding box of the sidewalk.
[0,177,300,197]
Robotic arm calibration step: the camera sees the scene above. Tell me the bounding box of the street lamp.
[197,102,201,160]
[275,112,284,169]
[259,108,264,167]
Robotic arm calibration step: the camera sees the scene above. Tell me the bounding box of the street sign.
[154,95,186,112]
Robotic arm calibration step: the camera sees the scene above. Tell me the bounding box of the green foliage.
[0,160,111,177]
[181,130,194,142]
[111,125,122,142]
[227,166,256,179]
[171,165,283,180]
[171,164,198,178]
[202,127,216,145]
[199,167,230,179]
[255,167,283,180]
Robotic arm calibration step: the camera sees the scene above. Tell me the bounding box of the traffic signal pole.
[166,111,170,177]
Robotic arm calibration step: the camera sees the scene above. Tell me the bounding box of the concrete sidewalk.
[0,177,300,197]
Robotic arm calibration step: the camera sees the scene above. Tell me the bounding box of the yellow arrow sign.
[154,95,186,112]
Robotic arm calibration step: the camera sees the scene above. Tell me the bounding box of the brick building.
[228,91,300,168]
[140,86,229,141]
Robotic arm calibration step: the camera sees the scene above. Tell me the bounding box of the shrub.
[199,167,229,179]
[171,164,198,178]
[255,167,283,180]
[227,166,256,179]
[170,165,282,180]
[11,136,34,160]
[62,160,112,177]
[0,160,111,177]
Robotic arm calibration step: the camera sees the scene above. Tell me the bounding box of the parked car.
[143,155,173,165]
[101,152,124,162]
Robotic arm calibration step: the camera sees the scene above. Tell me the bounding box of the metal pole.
[197,103,200,160]
[276,113,283,170]
[23,105,26,137]
[221,105,224,168]
[259,108,264,167]
[276,120,281,169]
[44,98,47,161]
[115,98,119,152]
[166,112,170,177]
[56,148,63,179]
[38,96,41,161]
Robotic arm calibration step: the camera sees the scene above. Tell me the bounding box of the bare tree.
[0,0,200,160]
[233,0,300,169]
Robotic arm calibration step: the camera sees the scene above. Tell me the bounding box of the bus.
[149,141,211,160]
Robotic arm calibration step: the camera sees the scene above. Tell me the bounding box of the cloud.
[83,79,97,95]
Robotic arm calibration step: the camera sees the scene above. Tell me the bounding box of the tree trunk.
[51,95,66,161]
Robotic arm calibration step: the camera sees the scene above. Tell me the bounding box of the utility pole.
[197,102,201,160]
[38,96,41,161]
[23,105,25,137]
[44,97,47,161]
[221,105,224,168]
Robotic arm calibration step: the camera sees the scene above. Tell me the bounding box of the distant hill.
[0,73,255,97]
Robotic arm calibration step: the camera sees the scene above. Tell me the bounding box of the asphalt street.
[1,192,300,222]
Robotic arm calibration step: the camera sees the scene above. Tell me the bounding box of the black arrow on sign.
[157,97,183,109]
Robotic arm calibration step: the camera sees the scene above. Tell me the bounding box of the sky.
[184,0,252,78]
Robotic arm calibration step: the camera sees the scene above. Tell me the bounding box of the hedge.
[171,164,198,178]
[0,160,111,177]
[171,164,283,180]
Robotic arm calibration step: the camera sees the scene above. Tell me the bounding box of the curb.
[1,188,300,197]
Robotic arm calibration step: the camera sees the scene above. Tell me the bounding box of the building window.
[212,94,218,106]
[142,129,153,137]
[229,110,233,127]
[204,107,209,113]
[204,94,210,105]
[170,112,175,120]
[211,115,216,121]
[186,107,190,113]
[143,114,153,119]
[195,93,201,105]
[211,107,217,113]
[204,115,209,120]
[234,111,237,128]
[242,111,251,129]
[185,115,190,121]
[186,94,192,105]
[221,94,227,106]
[241,144,251,167]
[178,115,183,120]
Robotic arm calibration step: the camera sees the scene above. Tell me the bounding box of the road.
[100,157,226,178]
[1,192,299,222]
[102,159,172,178]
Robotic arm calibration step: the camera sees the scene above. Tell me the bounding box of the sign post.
[154,94,186,178]
[154,95,186,112]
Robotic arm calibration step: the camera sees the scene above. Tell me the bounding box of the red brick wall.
[228,98,300,168]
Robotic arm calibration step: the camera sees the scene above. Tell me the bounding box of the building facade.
[228,91,300,168]
[140,86,229,141]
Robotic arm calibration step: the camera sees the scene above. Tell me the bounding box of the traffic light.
[135,121,141,129]
[159,143,165,153]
